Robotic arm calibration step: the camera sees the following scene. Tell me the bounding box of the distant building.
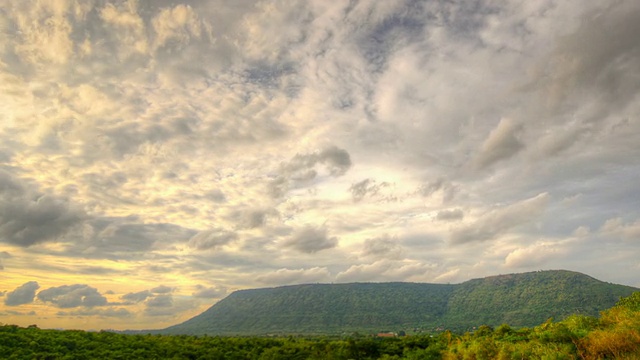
[376,332,396,337]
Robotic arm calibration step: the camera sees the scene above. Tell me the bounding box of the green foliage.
[164,270,638,336]
[1,295,639,360]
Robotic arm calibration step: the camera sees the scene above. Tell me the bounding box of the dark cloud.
[228,208,276,229]
[318,146,352,176]
[74,219,197,258]
[362,235,403,260]
[537,2,640,113]
[349,179,390,202]
[2,310,37,316]
[270,146,352,198]
[4,281,40,306]
[0,251,12,258]
[192,285,227,299]
[144,295,197,317]
[282,225,338,253]
[204,189,227,203]
[256,267,331,285]
[473,118,524,170]
[146,294,173,308]
[150,285,173,294]
[0,170,86,247]
[451,193,549,244]
[37,284,108,308]
[436,209,464,221]
[57,307,132,318]
[121,290,152,303]
[417,178,458,203]
[187,229,237,251]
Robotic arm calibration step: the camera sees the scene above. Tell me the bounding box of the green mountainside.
[161,270,638,335]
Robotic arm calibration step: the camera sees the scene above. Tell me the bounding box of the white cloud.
[335,259,436,283]
[474,118,524,170]
[451,193,550,244]
[282,225,338,253]
[504,242,563,268]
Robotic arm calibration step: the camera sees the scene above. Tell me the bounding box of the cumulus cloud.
[599,218,640,241]
[121,290,152,303]
[362,235,404,260]
[436,209,464,221]
[146,294,173,308]
[0,171,85,247]
[75,220,196,257]
[451,193,550,244]
[187,229,237,251]
[144,295,197,317]
[150,285,174,294]
[269,146,352,198]
[0,251,10,270]
[534,1,640,113]
[504,242,563,268]
[335,260,435,283]
[474,118,524,170]
[256,267,331,286]
[282,225,338,253]
[192,285,227,299]
[4,281,40,306]
[37,284,108,308]
[350,179,391,202]
[57,307,132,318]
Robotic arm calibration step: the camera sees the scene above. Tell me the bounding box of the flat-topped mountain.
[161,270,638,335]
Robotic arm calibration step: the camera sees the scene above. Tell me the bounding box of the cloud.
[269,146,352,198]
[0,170,86,247]
[121,290,152,303]
[599,218,640,241]
[362,235,404,260]
[37,284,108,308]
[451,193,550,244]
[144,295,197,317]
[282,225,338,253]
[256,267,331,286]
[0,251,10,270]
[4,281,40,306]
[504,242,563,268]
[57,307,132,318]
[474,118,524,169]
[349,179,391,202]
[436,209,464,221]
[150,285,174,294]
[534,1,640,113]
[75,220,196,258]
[335,260,435,283]
[192,285,227,299]
[146,294,173,308]
[187,229,237,251]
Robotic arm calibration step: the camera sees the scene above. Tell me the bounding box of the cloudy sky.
[1,0,639,331]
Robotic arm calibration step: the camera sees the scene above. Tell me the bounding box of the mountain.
[161,270,638,335]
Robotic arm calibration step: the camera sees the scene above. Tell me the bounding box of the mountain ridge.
[160,270,638,335]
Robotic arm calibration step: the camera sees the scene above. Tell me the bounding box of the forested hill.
[161,270,638,335]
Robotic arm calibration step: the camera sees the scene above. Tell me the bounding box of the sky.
[1,0,639,331]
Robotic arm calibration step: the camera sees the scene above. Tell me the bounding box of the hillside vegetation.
[1,291,639,359]
[163,270,637,335]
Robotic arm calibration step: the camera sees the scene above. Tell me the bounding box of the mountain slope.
[162,270,638,335]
